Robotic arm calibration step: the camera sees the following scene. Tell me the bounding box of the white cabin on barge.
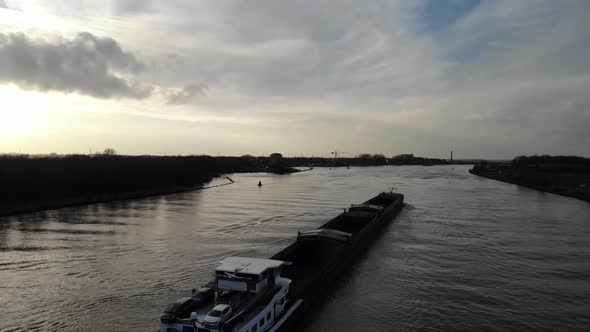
[160,257,293,332]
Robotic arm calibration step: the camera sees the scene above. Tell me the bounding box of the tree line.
[0,154,261,205]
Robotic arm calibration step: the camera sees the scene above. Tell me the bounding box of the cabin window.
[252,325,258,332]
[267,311,271,320]
[260,317,265,326]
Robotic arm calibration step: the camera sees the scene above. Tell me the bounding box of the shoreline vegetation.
[469,155,590,202]
[0,153,467,217]
[0,155,268,217]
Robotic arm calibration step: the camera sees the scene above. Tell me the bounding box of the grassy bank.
[0,155,268,216]
[469,155,590,202]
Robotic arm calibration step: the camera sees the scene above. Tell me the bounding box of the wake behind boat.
[159,192,404,332]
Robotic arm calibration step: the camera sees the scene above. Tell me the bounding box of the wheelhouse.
[215,257,286,293]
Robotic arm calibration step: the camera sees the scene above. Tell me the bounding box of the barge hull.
[158,192,404,332]
[271,193,404,331]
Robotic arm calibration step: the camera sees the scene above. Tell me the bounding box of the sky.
[0,0,589,159]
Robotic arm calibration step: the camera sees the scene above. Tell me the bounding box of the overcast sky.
[0,0,589,158]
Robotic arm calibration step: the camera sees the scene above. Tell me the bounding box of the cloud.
[142,0,447,101]
[0,31,151,99]
[113,0,153,14]
[421,0,590,156]
[2,1,590,157]
[164,84,208,104]
[121,0,590,157]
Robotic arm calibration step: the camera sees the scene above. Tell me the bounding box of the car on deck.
[203,304,232,327]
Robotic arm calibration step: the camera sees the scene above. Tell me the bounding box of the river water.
[1,165,589,331]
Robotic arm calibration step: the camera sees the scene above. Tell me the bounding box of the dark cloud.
[165,83,208,104]
[0,32,151,99]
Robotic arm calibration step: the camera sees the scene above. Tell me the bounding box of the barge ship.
[159,192,404,332]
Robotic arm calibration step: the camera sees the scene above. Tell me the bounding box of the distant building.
[269,153,283,168]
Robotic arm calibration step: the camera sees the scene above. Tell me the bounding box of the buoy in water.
[258,181,262,187]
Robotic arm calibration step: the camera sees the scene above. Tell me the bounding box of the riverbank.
[469,156,590,202]
[0,154,304,217]
[283,155,455,167]
[0,184,209,217]
[0,152,494,217]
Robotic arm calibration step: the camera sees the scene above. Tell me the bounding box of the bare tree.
[103,148,117,155]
